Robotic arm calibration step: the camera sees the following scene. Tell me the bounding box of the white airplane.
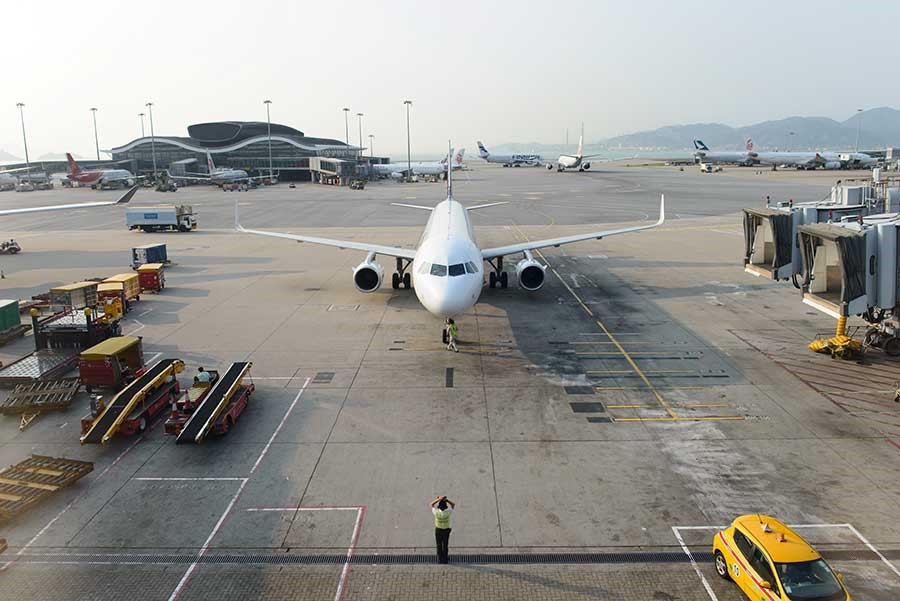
[65,154,138,188]
[692,139,757,166]
[174,152,274,185]
[0,185,137,216]
[236,144,665,330]
[477,142,544,167]
[552,128,609,172]
[372,148,465,179]
[0,173,17,191]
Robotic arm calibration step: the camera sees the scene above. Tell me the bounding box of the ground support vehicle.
[0,455,93,523]
[137,263,165,292]
[172,362,253,444]
[0,240,21,254]
[165,370,219,435]
[126,205,195,232]
[131,243,168,269]
[78,336,144,392]
[80,359,184,444]
[0,378,81,430]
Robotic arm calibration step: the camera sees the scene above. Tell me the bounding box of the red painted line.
[334,506,366,601]
[718,533,777,601]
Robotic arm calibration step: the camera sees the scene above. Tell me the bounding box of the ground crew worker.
[446,319,458,352]
[197,367,211,383]
[430,495,455,564]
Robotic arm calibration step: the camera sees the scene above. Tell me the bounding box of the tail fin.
[454,148,465,166]
[66,153,81,175]
[746,138,754,151]
[693,140,709,151]
[446,141,453,200]
[440,148,454,165]
[576,123,584,157]
[477,141,489,157]
[206,151,216,174]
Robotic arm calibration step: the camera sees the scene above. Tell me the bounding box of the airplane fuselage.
[69,169,135,185]
[410,199,484,317]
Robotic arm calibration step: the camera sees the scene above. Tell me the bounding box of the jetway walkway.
[81,359,184,445]
[176,362,252,444]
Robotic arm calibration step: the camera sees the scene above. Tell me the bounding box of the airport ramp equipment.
[80,359,184,445]
[0,455,94,523]
[0,378,81,430]
[176,362,252,444]
[0,349,79,385]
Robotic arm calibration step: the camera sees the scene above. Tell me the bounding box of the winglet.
[656,194,665,225]
[116,185,139,204]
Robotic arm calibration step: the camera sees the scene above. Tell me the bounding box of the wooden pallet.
[0,324,31,346]
[0,538,6,554]
[0,455,93,522]
[0,378,81,430]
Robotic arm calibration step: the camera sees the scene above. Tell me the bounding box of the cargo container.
[0,299,20,333]
[126,206,196,232]
[137,263,165,292]
[49,282,98,311]
[102,273,141,301]
[131,243,167,269]
[79,336,144,391]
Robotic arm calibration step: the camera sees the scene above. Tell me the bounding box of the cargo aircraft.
[236,143,664,330]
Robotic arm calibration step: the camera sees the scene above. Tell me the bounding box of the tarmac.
[0,162,897,600]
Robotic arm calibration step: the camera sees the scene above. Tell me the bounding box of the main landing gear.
[486,257,508,289]
[391,258,412,290]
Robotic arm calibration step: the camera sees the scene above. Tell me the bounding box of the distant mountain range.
[493,107,900,155]
[0,149,23,162]
[601,107,900,151]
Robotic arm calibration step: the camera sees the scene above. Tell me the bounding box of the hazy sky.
[1,0,897,158]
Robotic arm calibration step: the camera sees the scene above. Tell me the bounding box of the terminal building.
[108,121,365,182]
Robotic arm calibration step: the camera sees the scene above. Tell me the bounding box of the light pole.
[264,99,273,180]
[342,107,350,146]
[15,103,30,177]
[145,102,157,177]
[90,107,100,160]
[855,108,863,152]
[404,100,412,181]
[138,112,145,138]
[356,112,364,160]
[368,134,375,158]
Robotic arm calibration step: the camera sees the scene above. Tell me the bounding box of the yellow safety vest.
[434,508,451,529]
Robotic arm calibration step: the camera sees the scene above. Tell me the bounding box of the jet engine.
[353,258,384,292]
[516,257,547,291]
[547,163,554,170]
[823,161,842,170]
[582,162,591,170]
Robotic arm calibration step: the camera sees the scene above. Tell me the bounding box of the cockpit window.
[430,263,447,277]
[418,261,431,275]
[465,261,478,274]
[448,263,466,277]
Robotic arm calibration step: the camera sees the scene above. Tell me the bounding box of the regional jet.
[236,144,664,329]
[552,127,610,172]
[0,184,137,216]
[477,142,544,167]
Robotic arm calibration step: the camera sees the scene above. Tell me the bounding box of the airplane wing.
[481,195,664,260]
[234,200,417,260]
[0,185,138,216]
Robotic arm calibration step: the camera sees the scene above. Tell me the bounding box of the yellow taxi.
[713,515,851,601]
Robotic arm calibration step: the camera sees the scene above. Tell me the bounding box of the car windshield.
[775,559,844,600]
[448,263,466,277]
[430,263,447,277]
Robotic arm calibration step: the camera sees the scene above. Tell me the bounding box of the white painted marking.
[134,477,245,482]
[146,352,163,364]
[138,309,154,317]
[58,422,68,429]
[125,320,145,335]
[844,523,900,579]
[1,435,145,571]
[570,274,581,289]
[672,526,719,601]
[166,378,312,601]
[711,229,742,236]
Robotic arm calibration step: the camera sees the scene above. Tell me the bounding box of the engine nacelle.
[353,260,384,293]
[823,161,842,170]
[582,162,591,170]
[516,258,547,291]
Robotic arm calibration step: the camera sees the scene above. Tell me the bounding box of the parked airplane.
[0,173,17,191]
[236,143,665,331]
[0,185,137,216]
[692,140,757,166]
[172,152,275,186]
[477,142,544,167]
[66,154,138,188]
[372,148,465,179]
[552,128,609,171]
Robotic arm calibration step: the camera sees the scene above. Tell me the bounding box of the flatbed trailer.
[175,362,253,444]
[0,378,81,430]
[80,359,184,444]
[0,349,78,385]
[0,455,94,523]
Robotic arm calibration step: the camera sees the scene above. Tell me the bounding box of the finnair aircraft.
[0,185,137,216]
[236,144,664,332]
[476,142,544,167]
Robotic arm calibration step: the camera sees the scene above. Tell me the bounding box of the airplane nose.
[417,278,472,317]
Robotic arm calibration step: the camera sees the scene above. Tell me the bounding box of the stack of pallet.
[0,455,94,523]
[0,378,81,430]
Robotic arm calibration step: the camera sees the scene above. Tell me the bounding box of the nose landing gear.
[486,257,508,289]
[391,258,413,289]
